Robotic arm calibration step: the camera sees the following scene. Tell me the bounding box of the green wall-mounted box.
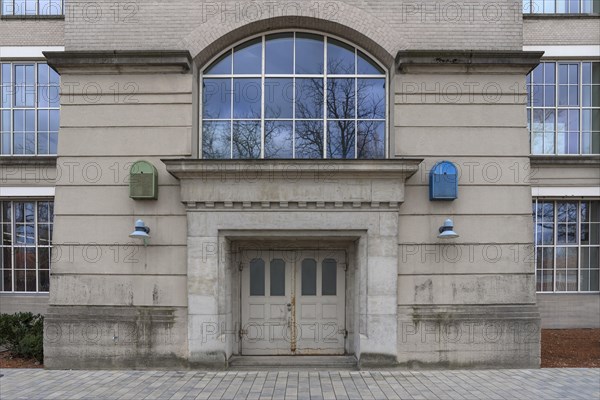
[129,161,158,200]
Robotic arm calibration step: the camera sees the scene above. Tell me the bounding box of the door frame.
[230,238,358,357]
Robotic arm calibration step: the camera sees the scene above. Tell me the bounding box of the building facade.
[0,0,598,369]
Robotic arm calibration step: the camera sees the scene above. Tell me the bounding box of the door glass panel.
[270,259,285,296]
[301,258,317,296]
[249,258,265,296]
[322,259,337,296]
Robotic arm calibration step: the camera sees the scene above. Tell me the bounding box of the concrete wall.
[537,294,600,329]
[43,57,192,368]
[394,55,541,368]
[0,294,49,315]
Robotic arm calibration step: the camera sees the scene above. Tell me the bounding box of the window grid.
[533,199,600,293]
[201,31,388,160]
[0,200,53,293]
[0,0,63,15]
[0,62,60,155]
[523,0,600,14]
[527,61,600,155]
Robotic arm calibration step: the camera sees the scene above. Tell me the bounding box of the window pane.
[265,120,292,159]
[48,85,60,108]
[301,258,317,296]
[327,38,355,75]
[38,110,49,132]
[38,224,50,245]
[232,120,261,159]
[1,223,11,245]
[49,110,59,132]
[26,269,36,292]
[49,65,59,85]
[233,38,262,74]
[38,247,49,269]
[38,270,49,292]
[265,78,293,119]
[205,52,232,75]
[202,121,231,159]
[327,78,355,119]
[544,63,556,84]
[322,259,337,295]
[296,34,324,75]
[358,79,386,119]
[1,86,11,108]
[590,270,599,291]
[358,121,385,159]
[233,78,261,119]
[358,50,384,75]
[296,78,323,119]
[265,34,293,74]
[270,259,285,296]
[544,85,555,107]
[38,64,49,85]
[49,131,58,154]
[203,79,231,119]
[327,120,355,159]
[2,268,12,292]
[295,120,323,159]
[249,258,265,296]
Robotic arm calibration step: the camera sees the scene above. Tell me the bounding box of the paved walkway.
[1,368,599,399]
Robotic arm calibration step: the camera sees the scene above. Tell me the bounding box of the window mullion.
[323,36,328,159]
[554,200,557,292]
[292,32,296,159]
[261,36,265,159]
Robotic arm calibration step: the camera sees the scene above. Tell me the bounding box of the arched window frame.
[199,30,389,160]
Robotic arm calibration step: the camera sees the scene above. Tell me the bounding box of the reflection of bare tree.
[202,122,229,159]
[233,122,261,158]
[294,67,385,159]
[202,57,385,159]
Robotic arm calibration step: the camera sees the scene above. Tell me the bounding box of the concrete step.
[228,355,358,370]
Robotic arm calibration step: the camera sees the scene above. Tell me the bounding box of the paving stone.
[1,369,599,400]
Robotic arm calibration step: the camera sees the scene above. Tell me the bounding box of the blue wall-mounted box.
[429,161,458,201]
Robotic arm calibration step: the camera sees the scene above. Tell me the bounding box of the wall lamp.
[129,219,151,246]
[438,219,459,239]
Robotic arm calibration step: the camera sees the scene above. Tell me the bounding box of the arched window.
[201,32,387,159]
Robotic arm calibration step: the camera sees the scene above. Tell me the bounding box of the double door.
[240,249,346,355]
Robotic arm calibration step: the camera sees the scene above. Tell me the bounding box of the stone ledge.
[530,155,600,166]
[0,155,57,167]
[0,15,64,20]
[396,50,544,74]
[43,50,192,75]
[163,159,422,179]
[524,14,600,20]
[163,159,422,206]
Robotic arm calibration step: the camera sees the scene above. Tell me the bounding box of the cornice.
[163,159,423,209]
[530,155,600,166]
[43,50,192,75]
[396,50,544,74]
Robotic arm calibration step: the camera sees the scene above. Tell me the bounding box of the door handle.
[286,303,292,311]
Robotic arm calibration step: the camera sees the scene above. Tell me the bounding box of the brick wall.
[62,0,524,56]
[524,18,600,45]
[0,19,64,46]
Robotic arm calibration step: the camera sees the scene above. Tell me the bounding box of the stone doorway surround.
[164,159,422,368]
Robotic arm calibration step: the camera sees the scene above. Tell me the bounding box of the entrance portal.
[240,250,346,355]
